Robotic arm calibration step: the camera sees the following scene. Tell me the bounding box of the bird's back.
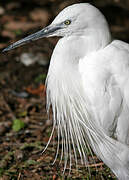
[79,39,129,179]
[80,39,129,141]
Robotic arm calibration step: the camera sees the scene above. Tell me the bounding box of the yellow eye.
[64,20,71,25]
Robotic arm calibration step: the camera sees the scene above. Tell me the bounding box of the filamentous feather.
[45,40,129,179]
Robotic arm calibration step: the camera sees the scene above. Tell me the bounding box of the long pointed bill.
[2,24,61,52]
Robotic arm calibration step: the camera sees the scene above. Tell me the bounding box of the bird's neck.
[53,29,111,61]
[80,26,111,54]
[46,37,82,102]
[85,26,112,51]
[48,29,111,78]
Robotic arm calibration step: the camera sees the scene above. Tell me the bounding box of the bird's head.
[3,3,110,52]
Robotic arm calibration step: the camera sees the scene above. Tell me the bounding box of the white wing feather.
[79,39,129,179]
[46,36,129,180]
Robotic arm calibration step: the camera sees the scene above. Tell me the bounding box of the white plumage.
[3,3,129,180]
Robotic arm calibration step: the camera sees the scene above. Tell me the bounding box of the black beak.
[2,24,61,52]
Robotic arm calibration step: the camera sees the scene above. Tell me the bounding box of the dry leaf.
[0,6,5,15]
[6,2,20,10]
[1,30,15,39]
[0,43,6,49]
[26,84,46,96]
[5,21,41,31]
[30,8,50,25]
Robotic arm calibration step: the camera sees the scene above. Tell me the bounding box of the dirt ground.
[1,0,129,179]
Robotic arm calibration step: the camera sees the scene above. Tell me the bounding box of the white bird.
[3,3,129,180]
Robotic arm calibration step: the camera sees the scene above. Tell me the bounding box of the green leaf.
[13,29,23,36]
[0,168,4,176]
[12,119,25,132]
[26,159,38,165]
[34,74,46,83]
[18,111,27,117]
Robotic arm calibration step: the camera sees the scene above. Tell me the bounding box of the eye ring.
[64,20,71,25]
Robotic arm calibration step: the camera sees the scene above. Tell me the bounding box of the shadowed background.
[0,0,129,179]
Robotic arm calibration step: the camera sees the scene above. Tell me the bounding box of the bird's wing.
[79,39,129,144]
[79,40,129,179]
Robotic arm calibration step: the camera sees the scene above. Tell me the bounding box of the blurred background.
[0,0,129,179]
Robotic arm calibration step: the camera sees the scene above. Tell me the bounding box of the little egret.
[3,3,129,179]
